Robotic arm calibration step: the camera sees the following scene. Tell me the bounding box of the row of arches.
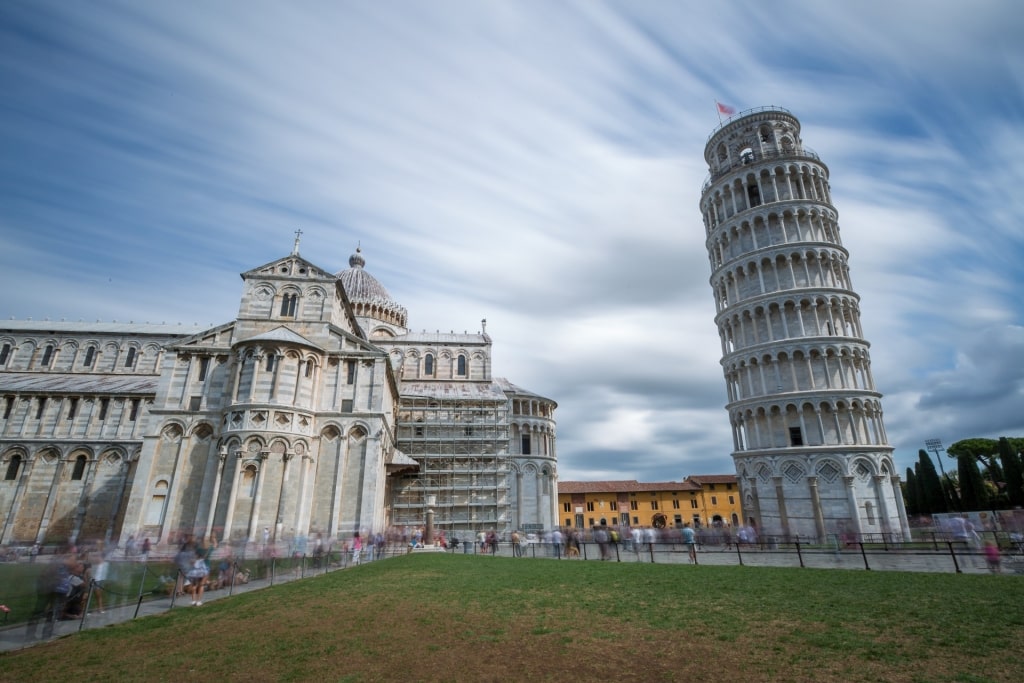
[1,444,135,544]
[707,116,801,175]
[718,294,863,354]
[730,399,888,451]
[702,160,831,228]
[706,207,841,271]
[738,453,895,485]
[394,348,488,381]
[723,345,876,401]
[0,336,163,374]
[712,247,851,310]
[248,282,332,323]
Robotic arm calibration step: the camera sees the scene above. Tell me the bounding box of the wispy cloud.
[1,0,1021,481]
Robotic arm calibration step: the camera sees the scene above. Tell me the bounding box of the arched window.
[40,344,54,368]
[457,354,466,376]
[424,353,434,376]
[70,454,87,480]
[0,343,11,365]
[4,454,21,480]
[280,293,298,317]
[124,347,137,368]
[83,346,96,368]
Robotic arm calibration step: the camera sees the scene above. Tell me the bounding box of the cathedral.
[0,242,558,548]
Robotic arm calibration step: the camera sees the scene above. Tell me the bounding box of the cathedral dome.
[336,247,408,328]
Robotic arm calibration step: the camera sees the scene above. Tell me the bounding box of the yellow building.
[557,475,744,531]
[683,474,744,529]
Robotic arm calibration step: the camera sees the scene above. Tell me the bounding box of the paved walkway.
[2,543,1018,653]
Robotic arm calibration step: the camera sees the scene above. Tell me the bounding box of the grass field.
[1,553,1022,682]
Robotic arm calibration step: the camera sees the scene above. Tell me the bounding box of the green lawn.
[2,554,1022,682]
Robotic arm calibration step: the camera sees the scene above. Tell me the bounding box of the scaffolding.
[391,388,511,540]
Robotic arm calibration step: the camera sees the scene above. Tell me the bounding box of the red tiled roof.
[558,480,700,494]
[685,474,739,486]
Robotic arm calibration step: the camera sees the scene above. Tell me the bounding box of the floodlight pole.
[925,438,958,512]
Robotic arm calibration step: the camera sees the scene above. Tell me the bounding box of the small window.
[3,395,14,419]
[414,425,424,438]
[464,426,473,437]
[789,427,804,446]
[610,501,618,511]
[651,500,659,510]
[67,398,78,420]
[672,499,680,509]
[266,355,276,372]
[586,502,594,512]
[71,455,87,481]
[83,347,95,368]
[729,495,735,505]
[690,499,698,509]
[4,455,22,480]
[124,347,136,368]
[189,396,202,411]
[341,399,353,412]
[457,354,467,376]
[36,398,46,420]
[521,434,531,455]
[711,496,718,506]
[0,343,11,365]
[346,360,356,385]
[630,500,638,511]
[129,399,140,421]
[98,398,109,420]
[41,344,54,367]
[424,354,434,376]
[304,361,314,378]
[198,357,210,382]
[562,502,571,513]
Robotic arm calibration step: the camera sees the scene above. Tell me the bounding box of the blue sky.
[2,1,1022,482]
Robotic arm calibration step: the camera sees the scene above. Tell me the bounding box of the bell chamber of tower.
[699,106,910,543]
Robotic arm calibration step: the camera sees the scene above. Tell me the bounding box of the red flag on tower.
[716,101,736,116]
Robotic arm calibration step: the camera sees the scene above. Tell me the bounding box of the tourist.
[984,541,1001,574]
[681,523,697,564]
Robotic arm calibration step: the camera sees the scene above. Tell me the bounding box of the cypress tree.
[916,449,946,514]
[999,437,1024,507]
[903,467,920,515]
[956,453,987,511]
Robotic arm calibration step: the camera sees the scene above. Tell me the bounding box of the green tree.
[915,449,946,514]
[999,437,1024,507]
[956,453,987,511]
[948,438,998,471]
[903,467,920,515]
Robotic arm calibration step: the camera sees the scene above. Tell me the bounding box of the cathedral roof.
[400,381,508,401]
[237,326,323,351]
[0,372,157,395]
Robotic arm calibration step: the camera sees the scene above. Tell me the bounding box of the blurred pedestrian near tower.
[699,107,911,543]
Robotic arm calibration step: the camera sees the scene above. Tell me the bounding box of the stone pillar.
[807,476,826,542]
[890,475,912,542]
[772,476,791,539]
[205,447,229,539]
[246,452,269,543]
[843,476,864,539]
[221,451,244,542]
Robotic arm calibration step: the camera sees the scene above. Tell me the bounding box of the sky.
[1,1,1022,484]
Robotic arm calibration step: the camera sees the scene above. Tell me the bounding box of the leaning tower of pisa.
[699,107,911,542]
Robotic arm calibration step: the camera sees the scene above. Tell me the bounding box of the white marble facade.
[700,107,910,542]
[0,245,557,547]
